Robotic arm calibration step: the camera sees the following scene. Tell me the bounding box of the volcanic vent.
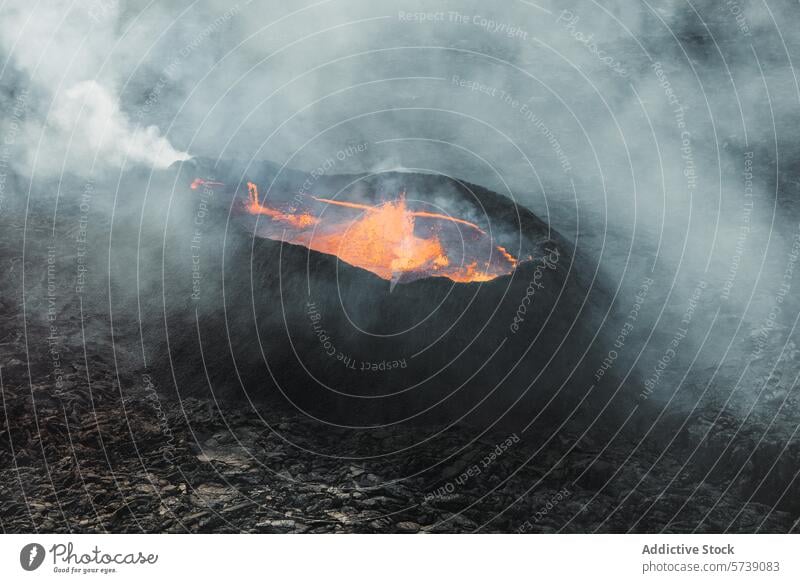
[240,180,521,285]
[150,159,615,431]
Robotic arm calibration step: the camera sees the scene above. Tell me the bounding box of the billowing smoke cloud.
[2,0,799,406]
[51,80,189,170]
[0,0,189,177]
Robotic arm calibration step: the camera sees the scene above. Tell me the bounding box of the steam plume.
[51,80,190,170]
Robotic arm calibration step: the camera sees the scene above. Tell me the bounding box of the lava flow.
[190,178,225,190]
[246,182,319,228]
[194,178,519,284]
[304,196,452,281]
[312,196,487,234]
[303,196,517,283]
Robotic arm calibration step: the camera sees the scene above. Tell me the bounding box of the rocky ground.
[1,329,797,533]
[2,370,797,533]
[1,201,799,534]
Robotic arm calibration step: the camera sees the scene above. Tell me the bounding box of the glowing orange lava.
[190,178,225,190]
[302,197,450,280]
[247,182,319,228]
[298,195,517,283]
[190,177,520,284]
[312,196,487,233]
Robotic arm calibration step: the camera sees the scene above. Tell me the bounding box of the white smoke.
[0,0,189,177]
[51,80,190,170]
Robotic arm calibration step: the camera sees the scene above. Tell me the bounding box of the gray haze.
[2,0,800,407]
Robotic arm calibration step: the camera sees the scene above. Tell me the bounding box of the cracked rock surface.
[2,201,799,534]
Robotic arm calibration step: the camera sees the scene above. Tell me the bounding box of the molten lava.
[281,194,518,284]
[252,185,517,283]
[246,182,319,228]
[192,177,520,284]
[303,197,451,281]
[312,196,487,233]
[190,178,225,190]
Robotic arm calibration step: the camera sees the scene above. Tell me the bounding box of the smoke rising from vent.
[1,0,799,403]
[3,0,800,539]
[51,80,190,170]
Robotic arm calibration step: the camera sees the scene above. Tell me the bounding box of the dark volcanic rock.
[4,163,796,534]
[149,161,620,432]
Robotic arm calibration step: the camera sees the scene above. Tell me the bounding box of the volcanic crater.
[147,159,620,433]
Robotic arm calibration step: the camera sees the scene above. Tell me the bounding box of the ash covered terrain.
[2,1,800,534]
[1,163,799,534]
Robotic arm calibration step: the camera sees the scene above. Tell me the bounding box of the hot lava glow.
[304,197,453,281]
[254,186,517,283]
[312,197,487,233]
[194,178,520,284]
[190,178,225,190]
[247,182,319,228]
